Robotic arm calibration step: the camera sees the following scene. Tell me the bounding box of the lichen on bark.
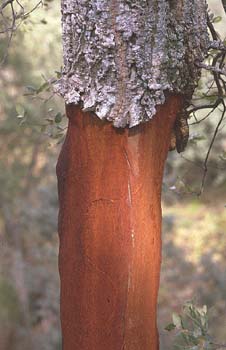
[56,0,209,128]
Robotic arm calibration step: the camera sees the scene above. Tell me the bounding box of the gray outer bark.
[56,0,209,128]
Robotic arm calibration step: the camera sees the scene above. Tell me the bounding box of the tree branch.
[0,0,14,11]
[198,101,226,195]
[222,0,226,14]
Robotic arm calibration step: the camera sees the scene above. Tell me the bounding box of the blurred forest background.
[0,0,225,349]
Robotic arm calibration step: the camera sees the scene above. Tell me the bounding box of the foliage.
[185,9,226,195]
[159,201,226,349]
[164,3,226,197]
[165,302,226,350]
[0,1,62,349]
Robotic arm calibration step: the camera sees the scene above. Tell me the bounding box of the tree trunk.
[56,1,208,349]
[57,95,182,350]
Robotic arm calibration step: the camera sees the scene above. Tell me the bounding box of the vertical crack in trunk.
[109,0,129,126]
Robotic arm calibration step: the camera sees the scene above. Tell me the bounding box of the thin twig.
[0,0,43,64]
[198,101,226,195]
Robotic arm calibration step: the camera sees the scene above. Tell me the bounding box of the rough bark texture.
[56,0,208,127]
[56,95,182,350]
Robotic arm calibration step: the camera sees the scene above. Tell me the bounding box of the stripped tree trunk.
[56,1,209,349]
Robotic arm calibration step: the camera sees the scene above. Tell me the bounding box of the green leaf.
[25,85,37,92]
[202,305,207,314]
[41,19,48,24]
[37,81,49,94]
[15,105,25,119]
[219,155,226,161]
[189,134,206,144]
[55,70,62,78]
[173,313,183,329]
[55,112,62,123]
[165,323,176,332]
[52,132,64,139]
[204,95,217,103]
[213,16,222,23]
[45,118,54,124]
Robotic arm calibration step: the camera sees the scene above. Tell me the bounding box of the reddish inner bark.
[56,96,182,350]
